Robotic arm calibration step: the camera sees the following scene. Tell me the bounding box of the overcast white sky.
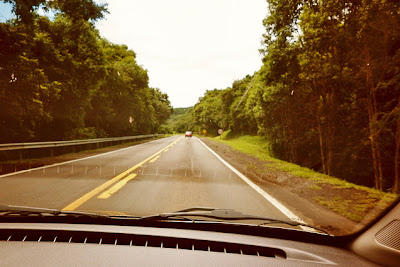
[95,0,268,107]
[0,0,268,108]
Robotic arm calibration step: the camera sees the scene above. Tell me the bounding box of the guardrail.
[0,134,164,151]
[0,134,165,165]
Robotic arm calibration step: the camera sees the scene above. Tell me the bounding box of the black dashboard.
[1,201,400,266]
[0,222,377,266]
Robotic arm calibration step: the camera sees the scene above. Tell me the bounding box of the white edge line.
[195,137,316,232]
[0,136,176,179]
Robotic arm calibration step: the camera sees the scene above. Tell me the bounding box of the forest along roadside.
[199,136,397,236]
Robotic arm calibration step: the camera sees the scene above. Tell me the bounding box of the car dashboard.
[0,222,377,266]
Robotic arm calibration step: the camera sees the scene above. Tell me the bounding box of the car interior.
[0,199,399,266]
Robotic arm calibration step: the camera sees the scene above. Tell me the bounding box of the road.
[0,136,306,227]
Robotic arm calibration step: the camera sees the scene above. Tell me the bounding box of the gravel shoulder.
[199,137,361,235]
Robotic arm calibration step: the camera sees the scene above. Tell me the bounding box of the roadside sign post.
[218,129,223,139]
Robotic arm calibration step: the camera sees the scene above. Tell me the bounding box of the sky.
[0,2,13,21]
[0,0,268,108]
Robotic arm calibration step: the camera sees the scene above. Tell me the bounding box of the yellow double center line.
[97,174,138,199]
[62,137,183,211]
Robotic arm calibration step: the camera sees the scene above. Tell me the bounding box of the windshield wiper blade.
[136,207,330,235]
[0,204,108,218]
[0,204,330,235]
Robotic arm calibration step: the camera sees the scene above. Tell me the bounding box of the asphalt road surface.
[0,136,308,228]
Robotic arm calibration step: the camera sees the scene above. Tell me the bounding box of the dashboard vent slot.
[0,229,286,259]
[375,219,400,251]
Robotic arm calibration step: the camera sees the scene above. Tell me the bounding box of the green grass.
[247,163,256,169]
[309,185,322,190]
[209,134,397,200]
[207,133,399,221]
[313,196,366,222]
[211,131,273,162]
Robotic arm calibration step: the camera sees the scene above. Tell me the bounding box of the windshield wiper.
[0,204,108,219]
[0,204,330,235]
[134,207,330,235]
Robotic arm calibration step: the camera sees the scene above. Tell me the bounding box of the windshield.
[0,0,399,236]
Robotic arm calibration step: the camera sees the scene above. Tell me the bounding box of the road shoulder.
[199,137,358,235]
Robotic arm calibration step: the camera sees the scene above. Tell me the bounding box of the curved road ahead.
[0,136,307,228]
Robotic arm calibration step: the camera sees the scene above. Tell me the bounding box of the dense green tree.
[3,0,107,25]
[1,0,172,142]
[189,0,400,192]
[165,107,194,133]
[192,89,226,135]
[0,21,59,142]
[347,0,400,190]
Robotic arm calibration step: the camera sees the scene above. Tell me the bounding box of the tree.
[1,0,172,142]
[347,0,400,190]
[188,0,400,192]
[2,0,107,25]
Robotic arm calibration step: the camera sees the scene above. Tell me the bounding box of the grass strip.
[208,133,398,222]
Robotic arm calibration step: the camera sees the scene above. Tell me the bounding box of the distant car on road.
[185,131,192,137]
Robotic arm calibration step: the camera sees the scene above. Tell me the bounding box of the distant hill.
[165,107,193,133]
